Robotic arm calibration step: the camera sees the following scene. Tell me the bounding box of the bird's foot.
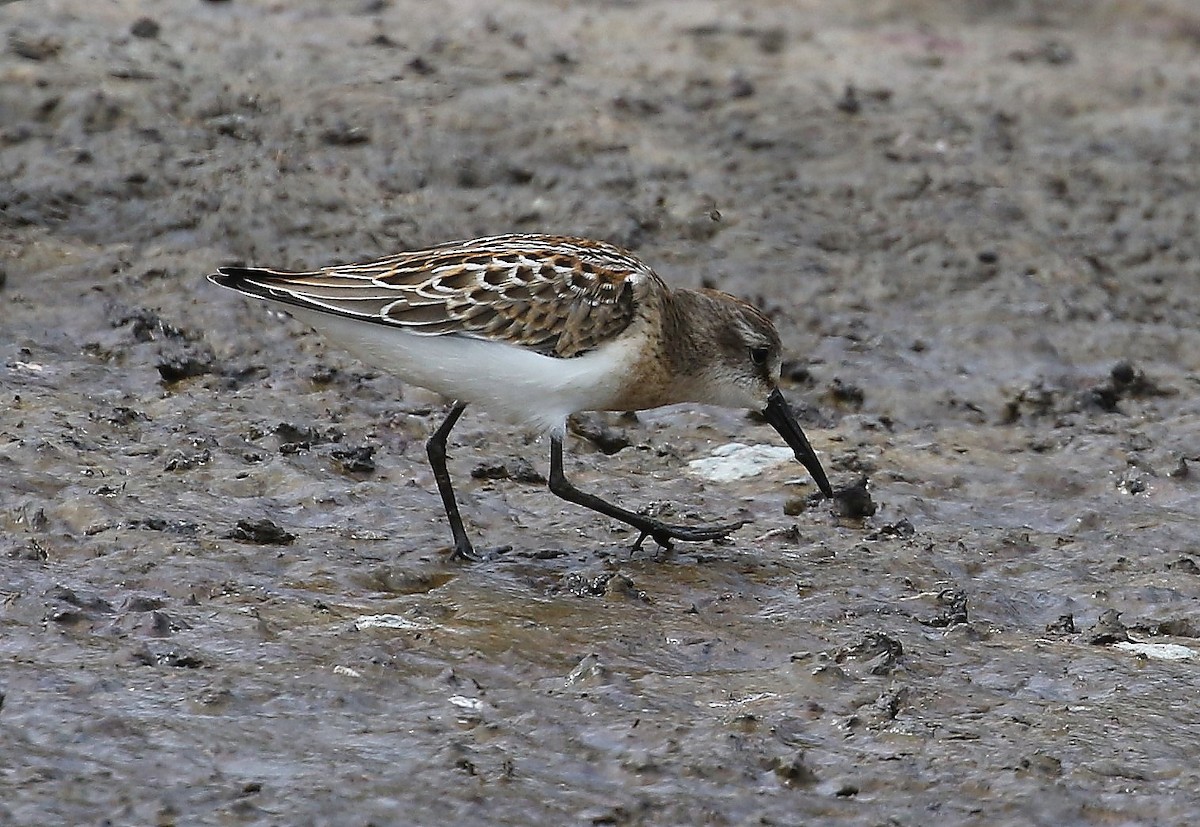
[630,519,746,552]
[448,539,480,563]
[447,540,512,563]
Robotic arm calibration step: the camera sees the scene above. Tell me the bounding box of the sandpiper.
[209,234,832,559]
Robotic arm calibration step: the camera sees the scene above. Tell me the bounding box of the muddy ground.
[3,0,1200,824]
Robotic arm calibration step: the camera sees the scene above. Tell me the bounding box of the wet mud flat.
[3,1,1200,824]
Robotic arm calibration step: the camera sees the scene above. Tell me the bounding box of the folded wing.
[210,234,656,358]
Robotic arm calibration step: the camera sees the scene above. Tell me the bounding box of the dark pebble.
[1042,40,1075,65]
[868,518,915,539]
[1021,753,1063,777]
[835,84,860,114]
[832,477,876,518]
[407,56,435,75]
[472,461,510,481]
[157,347,216,383]
[159,651,205,669]
[922,588,969,628]
[309,364,340,384]
[143,610,174,637]
[108,406,150,426]
[770,752,817,786]
[835,631,903,675]
[510,457,545,483]
[1110,360,1136,386]
[471,458,544,484]
[275,422,342,447]
[1044,614,1076,635]
[569,414,631,455]
[729,73,755,99]
[1083,609,1129,645]
[45,585,113,613]
[782,496,808,516]
[321,122,370,146]
[756,27,786,55]
[1167,557,1200,574]
[123,595,166,612]
[130,17,160,39]
[827,378,864,410]
[110,306,187,342]
[332,445,376,474]
[164,448,211,471]
[128,517,200,535]
[227,518,296,546]
[782,361,813,384]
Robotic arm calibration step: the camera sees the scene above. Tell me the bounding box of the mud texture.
[4,1,1200,825]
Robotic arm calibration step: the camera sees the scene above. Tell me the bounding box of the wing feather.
[209,234,657,358]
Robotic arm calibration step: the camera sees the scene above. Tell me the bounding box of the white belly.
[287,308,642,435]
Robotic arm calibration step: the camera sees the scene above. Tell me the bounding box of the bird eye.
[749,346,770,367]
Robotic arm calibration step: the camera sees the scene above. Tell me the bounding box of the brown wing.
[209,234,658,358]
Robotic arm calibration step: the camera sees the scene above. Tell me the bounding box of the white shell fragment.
[353,614,435,631]
[448,695,484,712]
[1113,642,1197,661]
[686,442,797,483]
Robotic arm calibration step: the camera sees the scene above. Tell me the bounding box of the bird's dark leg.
[547,436,744,550]
[425,401,477,561]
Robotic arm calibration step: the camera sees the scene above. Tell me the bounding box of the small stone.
[835,84,860,114]
[1021,753,1063,777]
[1110,360,1136,386]
[832,477,876,518]
[1084,609,1129,645]
[826,378,864,409]
[569,414,631,455]
[321,122,370,146]
[227,519,295,546]
[406,56,435,75]
[783,496,808,516]
[510,457,545,484]
[130,17,160,39]
[1167,557,1200,575]
[156,346,216,383]
[922,588,969,628]
[728,73,755,99]
[835,632,904,676]
[1044,614,1076,635]
[771,752,817,786]
[332,445,376,474]
[471,461,510,481]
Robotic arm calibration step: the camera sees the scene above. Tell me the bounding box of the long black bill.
[763,388,833,498]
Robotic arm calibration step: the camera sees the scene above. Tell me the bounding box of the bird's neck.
[660,288,720,378]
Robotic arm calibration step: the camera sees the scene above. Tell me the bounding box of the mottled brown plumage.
[215,234,655,359]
